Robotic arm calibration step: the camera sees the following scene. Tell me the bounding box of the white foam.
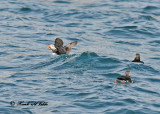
[52,53,57,55]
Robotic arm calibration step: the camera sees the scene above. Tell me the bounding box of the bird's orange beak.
[48,45,51,49]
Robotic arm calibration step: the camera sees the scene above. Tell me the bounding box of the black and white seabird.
[132,53,144,64]
[48,38,78,55]
[114,71,132,83]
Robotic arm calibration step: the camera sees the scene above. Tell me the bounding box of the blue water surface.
[0,0,160,113]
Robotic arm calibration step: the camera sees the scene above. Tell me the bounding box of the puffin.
[132,53,144,64]
[48,38,78,55]
[113,71,132,83]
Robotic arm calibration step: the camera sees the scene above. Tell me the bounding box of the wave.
[0,108,33,114]
[125,63,159,74]
[114,26,138,30]
[50,52,121,72]
[143,6,159,11]
[149,40,160,46]
[20,7,32,12]
[115,40,141,46]
[28,54,76,70]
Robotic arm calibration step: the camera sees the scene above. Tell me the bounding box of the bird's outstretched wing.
[64,41,78,54]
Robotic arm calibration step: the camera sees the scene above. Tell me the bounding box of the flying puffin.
[48,38,78,55]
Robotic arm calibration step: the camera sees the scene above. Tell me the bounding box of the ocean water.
[0,0,160,113]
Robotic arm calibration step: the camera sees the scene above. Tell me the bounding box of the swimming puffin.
[48,38,78,55]
[113,71,132,83]
[132,53,144,64]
